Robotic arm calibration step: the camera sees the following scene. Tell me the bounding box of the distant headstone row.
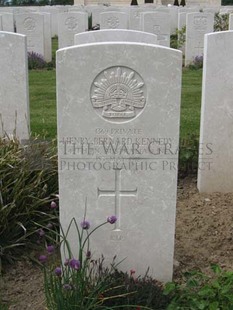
[1,4,233,65]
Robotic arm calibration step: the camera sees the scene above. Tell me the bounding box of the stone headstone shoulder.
[74,29,158,44]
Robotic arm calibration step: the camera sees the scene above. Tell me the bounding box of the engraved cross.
[97,169,137,230]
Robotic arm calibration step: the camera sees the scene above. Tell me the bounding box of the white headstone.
[38,12,52,62]
[178,12,187,30]
[178,12,186,52]
[0,32,30,142]
[1,13,14,32]
[198,31,233,193]
[168,6,179,34]
[185,12,214,66]
[229,13,233,30]
[141,12,171,46]
[129,7,143,31]
[15,13,45,58]
[57,42,182,282]
[39,6,59,37]
[58,12,88,49]
[74,29,157,44]
[100,11,129,29]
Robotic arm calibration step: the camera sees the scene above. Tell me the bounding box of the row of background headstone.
[1,5,233,64]
[1,29,233,282]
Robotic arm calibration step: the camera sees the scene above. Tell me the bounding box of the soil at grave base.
[1,176,233,310]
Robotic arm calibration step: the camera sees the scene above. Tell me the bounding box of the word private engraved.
[91,66,146,123]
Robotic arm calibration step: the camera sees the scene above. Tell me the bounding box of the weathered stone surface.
[0,32,29,142]
[57,42,182,282]
[198,31,233,193]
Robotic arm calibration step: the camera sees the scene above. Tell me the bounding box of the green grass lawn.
[181,68,202,140]
[29,70,57,138]
[29,67,203,140]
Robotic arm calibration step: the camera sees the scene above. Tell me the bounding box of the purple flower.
[46,223,53,229]
[64,259,69,266]
[80,220,90,230]
[47,245,55,254]
[50,201,57,209]
[28,51,46,70]
[86,250,91,259]
[54,267,62,277]
[107,215,117,224]
[37,228,45,237]
[69,258,80,270]
[63,284,72,290]
[39,255,47,264]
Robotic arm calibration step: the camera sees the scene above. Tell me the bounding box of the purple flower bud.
[86,250,91,259]
[46,223,53,229]
[39,255,47,264]
[47,245,55,254]
[37,228,45,237]
[69,258,80,270]
[54,267,62,277]
[50,201,57,209]
[64,259,69,266]
[107,215,117,224]
[80,220,90,230]
[63,284,72,290]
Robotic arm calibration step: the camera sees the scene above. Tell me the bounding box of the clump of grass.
[0,136,58,271]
